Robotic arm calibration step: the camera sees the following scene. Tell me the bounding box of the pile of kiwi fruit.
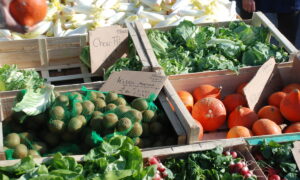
[3,90,177,159]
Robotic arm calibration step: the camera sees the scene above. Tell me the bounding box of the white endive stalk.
[0,37,11,41]
[95,0,106,8]
[102,0,118,9]
[164,0,174,5]
[75,0,93,7]
[100,9,117,19]
[73,20,93,27]
[62,6,75,16]
[141,0,162,10]
[139,10,165,22]
[11,33,23,40]
[63,22,73,29]
[171,0,190,11]
[70,14,88,23]
[65,26,88,36]
[54,19,64,37]
[106,12,126,25]
[177,9,204,16]
[0,30,11,38]
[116,3,136,12]
[193,15,213,24]
[154,15,179,28]
[30,21,53,36]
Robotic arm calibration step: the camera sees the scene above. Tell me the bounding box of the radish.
[149,157,159,165]
[162,171,168,178]
[234,162,244,173]
[152,173,162,180]
[244,173,252,178]
[268,174,281,180]
[240,166,250,176]
[157,163,166,172]
[224,151,231,156]
[229,163,236,173]
[230,151,238,158]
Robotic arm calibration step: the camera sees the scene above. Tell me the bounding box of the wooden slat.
[39,39,49,66]
[0,39,39,52]
[0,52,41,68]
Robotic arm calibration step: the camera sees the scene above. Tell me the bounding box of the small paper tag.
[292,148,300,171]
[244,58,277,111]
[89,26,128,73]
[100,71,167,99]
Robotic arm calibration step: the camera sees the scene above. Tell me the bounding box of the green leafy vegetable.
[148,20,289,75]
[0,64,44,91]
[12,84,56,118]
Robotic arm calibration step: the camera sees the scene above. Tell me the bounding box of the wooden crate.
[0,138,267,180]
[163,53,300,144]
[0,81,186,160]
[0,23,154,98]
[132,11,298,80]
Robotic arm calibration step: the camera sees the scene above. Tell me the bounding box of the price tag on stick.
[100,71,167,99]
[89,26,128,73]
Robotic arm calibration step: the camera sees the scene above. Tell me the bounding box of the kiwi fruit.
[48,120,65,133]
[150,122,163,135]
[93,98,106,111]
[103,113,118,129]
[82,100,95,115]
[105,92,118,103]
[131,98,148,111]
[77,115,87,126]
[117,118,132,132]
[13,144,28,159]
[32,142,47,154]
[51,106,65,120]
[89,91,98,102]
[142,110,155,123]
[128,122,143,138]
[4,133,20,148]
[114,105,130,116]
[28,150,41,158]
[68,117,83,132]
[96,92,106,100]
[57,95,69,106]
[75,102,83,115]
[90,115,104,131]
[92,111,103,119]
[112,97,127,106]
[105,103,117,112]
[123,109,142,122]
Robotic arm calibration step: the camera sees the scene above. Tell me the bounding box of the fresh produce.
[228,106,258,129]
[3,87,177,159]
[177,90,194,112]
[283,122,300,133]
[195,120,204,140]
[147,20,288,75]
[280,89,300,122]
[0,135,171,179]
[258,105,283,125]
[164,146,257,179]
[253,141,300,180]
[252,119,282,136]
[236,82,248,95]
[268,91,287,108]
[192,97,226,131]
[0,64,44,91]
[10,0,47,26]
[282,83,300,93]
[0,0,237,40]
[192,84,221,102]
[227,126,253,139]
[223,93,247,113]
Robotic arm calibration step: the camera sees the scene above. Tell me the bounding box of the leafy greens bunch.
[148,21,289,75]
[0,65,44,91]
[163,146,256,180]
[0,135,158,180]
[256,141,300,180]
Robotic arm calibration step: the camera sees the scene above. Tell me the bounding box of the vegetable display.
[0,135,172,179]
[0,64,45,91]
[0,0,237,40]
[177,82,300,140]
[253,141,300,180]
[163,146,257,180]
[3,86,177,159]
[147,20,289,75]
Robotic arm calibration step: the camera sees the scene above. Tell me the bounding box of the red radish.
[157,163,166,172]
[268,174,281,180]
[244,173,252,178]
[162,171,168,178]
[149,157,159,165]
[230,151,238,158]
[234,162,244,173]
[229,163,236,173]
[267,168,279,176]
[240,166,250,176]
[241,161,246,167]
[152,173,162,180]
[224,151,231,156]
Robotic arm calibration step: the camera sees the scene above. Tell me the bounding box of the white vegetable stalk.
[70,14,88,23]
[65,26,88,36]
[141,0,162,11]
[30,21,53,36]
[116,3,136,12]
[95,0,106,8]
[102,0,118,9]
[164,0,174,5]
[75,0,94,7]
[100,9,117,19]
[106,12,126,25]
[154,15,179,28]
[193,15,213,24]
[171,0,190,11]
[54,19,64,37]
[178,9,204,16]
[0,30,11,38]
[73,20,93,28]
[138,8,165,22]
